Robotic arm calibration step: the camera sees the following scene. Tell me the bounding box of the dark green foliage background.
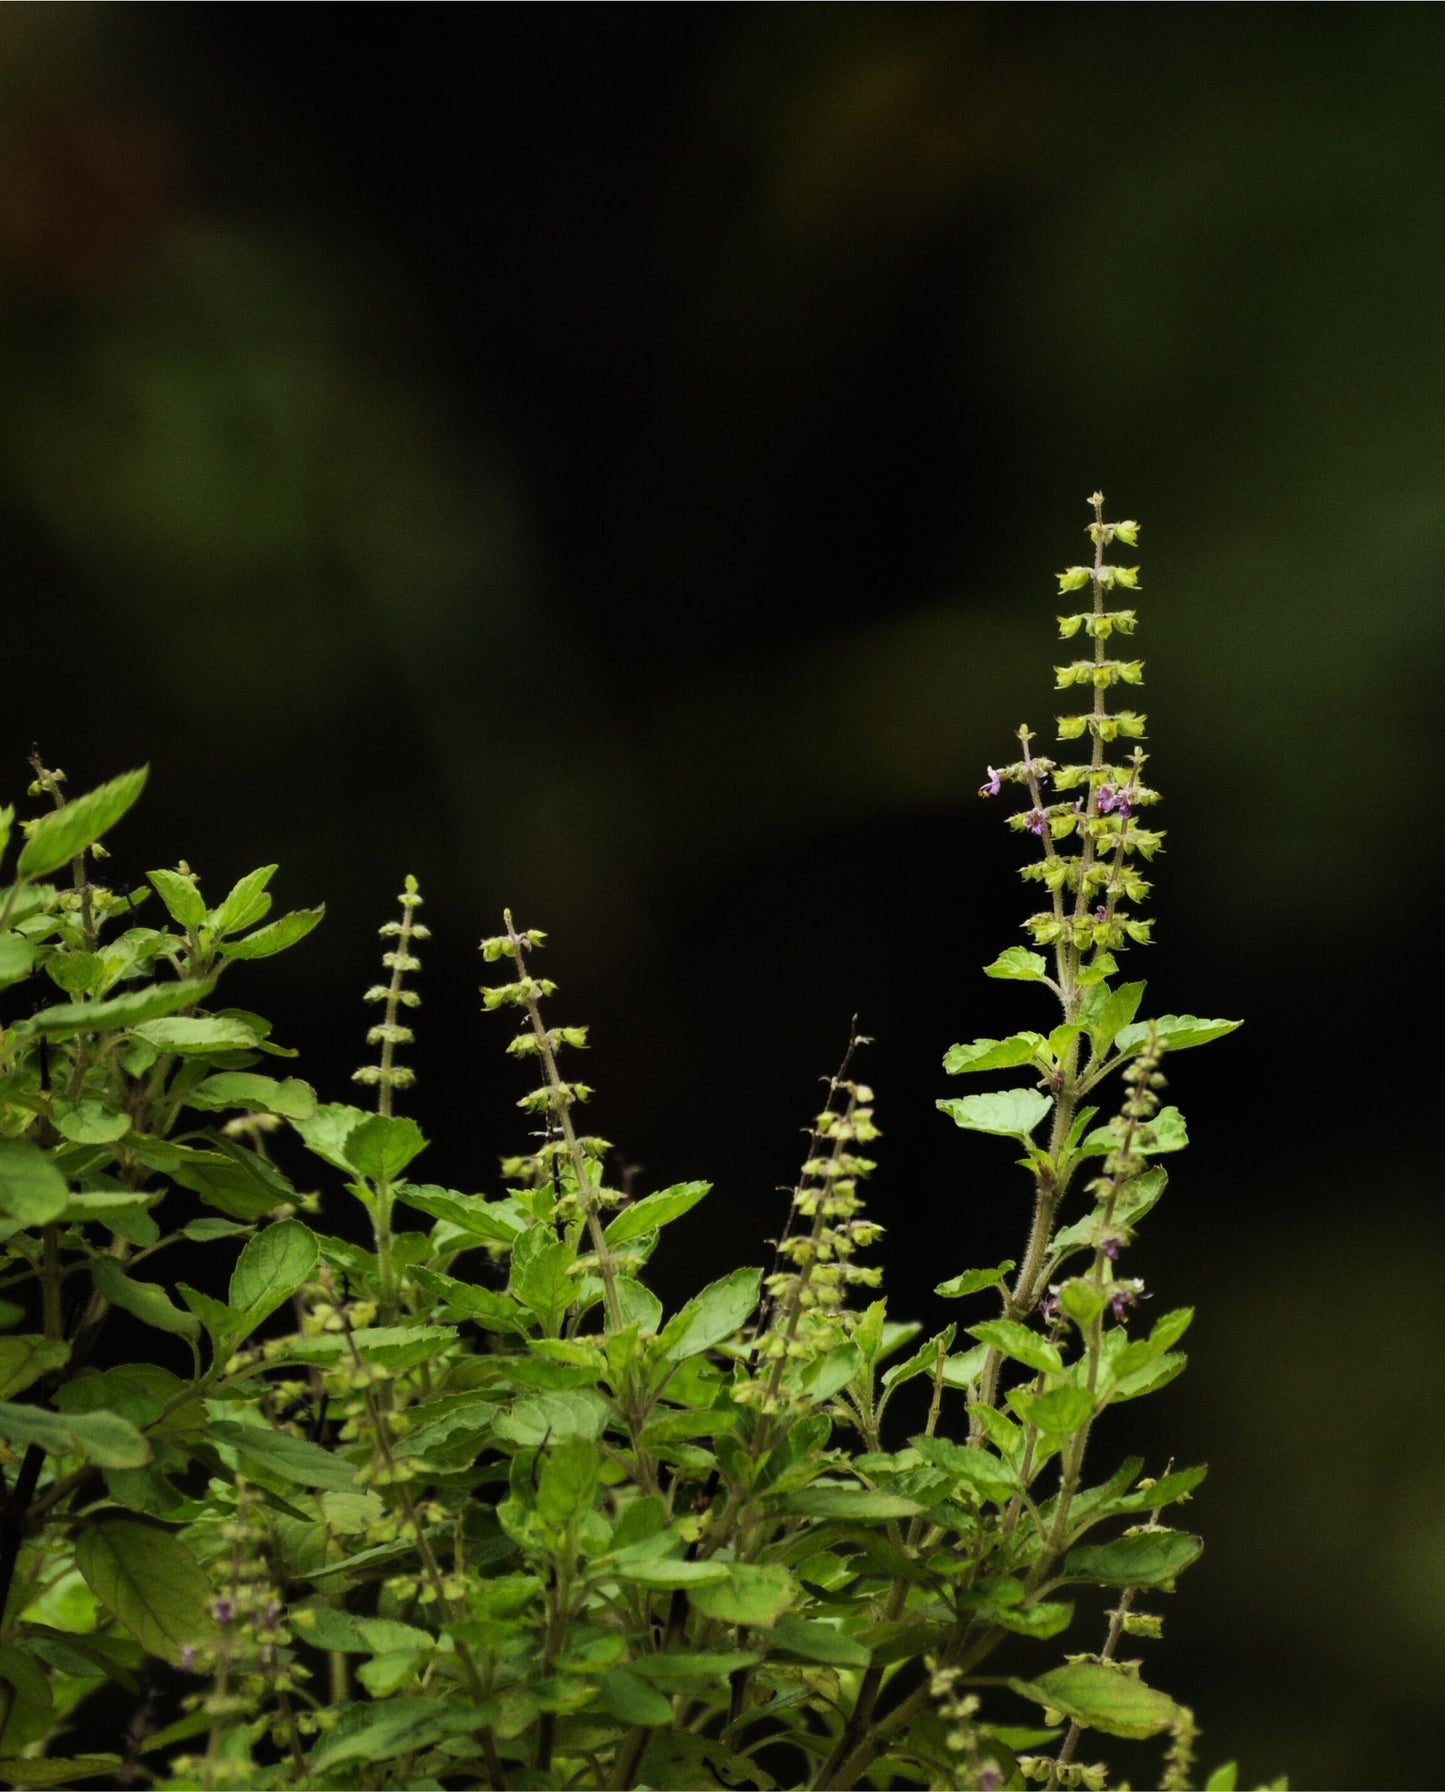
[0,8,1438,1785]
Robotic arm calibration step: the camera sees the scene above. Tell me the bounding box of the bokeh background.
[2,5,1442,1785]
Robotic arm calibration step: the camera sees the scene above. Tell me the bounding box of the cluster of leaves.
[0,500,1276,1792]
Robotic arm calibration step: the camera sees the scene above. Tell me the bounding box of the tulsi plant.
[0,496,1274,1790]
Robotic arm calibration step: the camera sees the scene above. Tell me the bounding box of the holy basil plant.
[0,499,1280,1792]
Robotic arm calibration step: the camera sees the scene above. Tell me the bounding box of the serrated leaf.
[18,769,147,880]
[1077,1105,1188,1158]
[91,1257,199,1341]
[771,1614,870,1666]
[0,1402,150,1468]
[50,1097,131,1144]
[536,1434,600,1527]
[187,1073,317,1121]
[1081,979,1146,1054]
[599,1666,674,1726]
[1011,1660,1181,1739]
[1064,1528,1203,1588]
[395,1184,526,1244]
[208,1419,358,1490]
[343,1113,427,1181]
[0,1758,125,1788]
[1007,1384,1095,1434]
[146,868,206,931]
[0,1336,70,1400]
[657,1267,760,1363]
[638,1735,779,1791]
[935,1262,1015,1300]
[1114,1014,1243,1055]
[983,948,1049,982]
[613,1557,730,1589]
[75,1521,212,1664]
[688,1562,796,1629]
[909,1433,1016,1502]
[130,1015,259,1055]
[228,1218,318,1323]
[943,1034,1047,1075]
[0,1139,68,1224]
[210,866,276,937]
[779,1487,922,1519]
[0,933,35,990]
[604,1179,710,1246]
[20,978,214,1041]
[222,906,325,961]
[969,1318,1062,1374]
[494,1388,609,1446]
[937,1089,1052,1140]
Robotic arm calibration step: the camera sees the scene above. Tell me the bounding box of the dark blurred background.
[2,5,1442,1785]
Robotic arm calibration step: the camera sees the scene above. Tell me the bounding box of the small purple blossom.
[211,1597,235,1629]
[1097,784,1133,820]
[179,1644,197,1674]
[1024,808,1047,837]
[1094,905,1110,925]
[979,1771,1003,1792]
[1101,1234,1120,1261]
[1038,1285,1062,1324]
[979,766,1002,797]
[1110,1277,1147,1320]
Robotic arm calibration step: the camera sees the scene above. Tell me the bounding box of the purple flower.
[1094,905,1110,925]
[1097,785,1133,820]
[1102,1234,1120,1261]
[1038,1285,1062,1323]
[211,1597,235,1629]
[979,767,1002,797]
[179,1645,197,1673]
[979,1770,1003,1792]
[1110,1277,1146,1320]
[1024,808,1047,837]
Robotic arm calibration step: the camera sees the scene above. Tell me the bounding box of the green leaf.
[75,1521,212,1665]
[307,1698,463,1772]
[187,1073,317,1121]
[396,1184,526,1245]
[20,978,213,1040]
[130,1015,259,1055]
[1007,1385,1095,1435]
[208,1420,358,1490]
[1081,979,1146,1054]
[943,1034,1047,1075]
[210,865,276,937]
[50,1098,131,1144]
[536,1435,600,1527]
[631,1649,758,1683]
[166,1136,300,1221]
[270,1324,454,1374]
[91,1257,199,1341]
[882,1326,955,1393]
[778,1487,922,1520]
[0,1139,68,1225]
[771,1614,870,1666]
[1077,1105,1188,1158]
[1116,1014,1243,1055]
[0,1758,125,1788]
[1064,1529,1203,1588]
[688,1563,796,1629]
[0,1336,69,1400]
[798,1340,864,1403]
[228,1218,318,1324]
[658,1267,761,1362]
[599,1666,674,1726]
[984,948,1049,982]
[343,1114,427,1181]
[0,1402,150,1469]
[938,1089,1052,1140]
[409,1266,530,1335]
[54,1370,164,1428]
[1204,1765,1239,1791]
[935,1261,1015,1300]
[968,1318,1062,1374]
[509,1229,577,1331]
[18,769,148,880]
[604,1179,710,1246]
[613,1556,730,1589]
[638,1735,779,1792]
[0,933,35,990]
[146,868,206,931]
[909,1433,1017,1503]
[1010,1660,1182,1740]
[494,1388,609,1446]
[222,906,325,961]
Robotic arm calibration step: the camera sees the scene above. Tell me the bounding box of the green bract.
[0,510,1272,1792]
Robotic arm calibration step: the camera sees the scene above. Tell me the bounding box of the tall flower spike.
[988,494,1164,997]
[353,875,428,1115]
